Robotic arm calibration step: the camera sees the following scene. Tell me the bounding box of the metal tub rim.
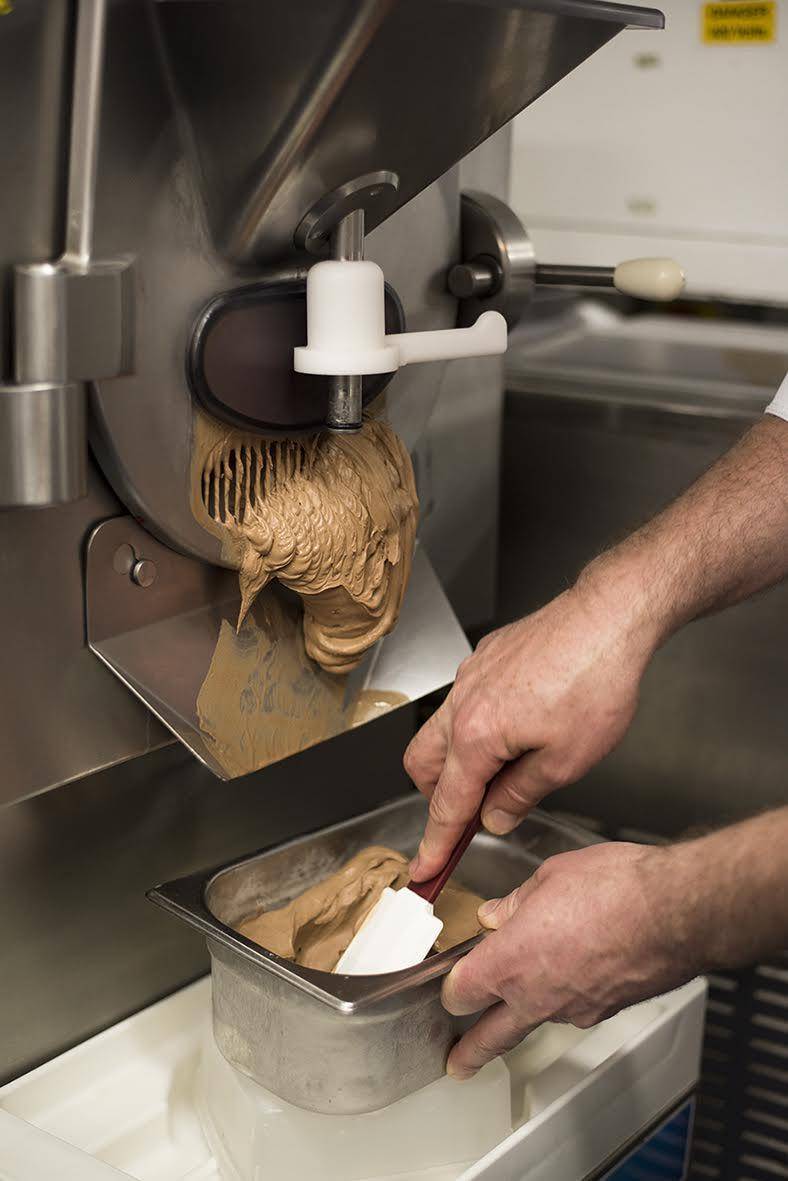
[148,794,598,1013]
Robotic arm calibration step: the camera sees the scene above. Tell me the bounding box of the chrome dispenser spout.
[327,210,365,433]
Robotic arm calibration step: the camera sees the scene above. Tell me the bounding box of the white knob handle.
[613,257,685,302]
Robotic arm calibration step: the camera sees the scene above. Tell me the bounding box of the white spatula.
[335,803,484,975]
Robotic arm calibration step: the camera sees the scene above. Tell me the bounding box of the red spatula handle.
[408,801,484,905]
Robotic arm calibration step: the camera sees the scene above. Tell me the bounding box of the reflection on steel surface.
[155,0,662,264]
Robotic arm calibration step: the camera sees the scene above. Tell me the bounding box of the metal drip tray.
[149,795,601,1113]
[86,519,470,780]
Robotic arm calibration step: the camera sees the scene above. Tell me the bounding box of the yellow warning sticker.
[702,2,776,43]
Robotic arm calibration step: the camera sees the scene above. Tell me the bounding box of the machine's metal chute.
[86,517,470,779]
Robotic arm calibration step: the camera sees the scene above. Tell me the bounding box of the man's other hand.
[405,586,656,881]
[442,842,693,1079]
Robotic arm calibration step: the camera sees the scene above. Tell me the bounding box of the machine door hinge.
[13,257,134,385]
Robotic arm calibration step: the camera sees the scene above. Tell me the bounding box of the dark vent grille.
[689,956,788,1181]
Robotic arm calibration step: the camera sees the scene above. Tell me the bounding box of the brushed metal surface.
[0,31,509,799]
[0,715,417,1086]
[62,0,106,267]
[0,382,87,507]
[14,260,134,386]
[86,0,461,563]
[3,1,131,508]
[153,0,660,265]
[502,313,788,837]
[89,0,660,555]
[0,464,170,807]
[413,131,512,629]
[0,2,77,504]
[150,795,599,1112]
[0,0,71,381]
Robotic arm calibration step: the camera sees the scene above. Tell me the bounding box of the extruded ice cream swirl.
[194,414,418,674]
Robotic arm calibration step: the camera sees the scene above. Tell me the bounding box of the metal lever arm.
[450,254,685,305]
[449,190,685,328]
[327,209,365,432]
[535,257,685,301]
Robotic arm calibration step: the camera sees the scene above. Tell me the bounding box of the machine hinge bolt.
[447,256,502,301]
[130,558,157,588]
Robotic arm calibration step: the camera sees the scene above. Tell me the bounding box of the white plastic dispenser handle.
[613,257,685,302]
[293,259,507,377]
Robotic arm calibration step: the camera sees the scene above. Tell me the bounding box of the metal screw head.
[130,558,157,588]
[447,258,499,301]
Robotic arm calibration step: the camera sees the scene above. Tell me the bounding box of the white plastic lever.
[387,312,506,367]
[293,259,507,377]
[613,257,685,302]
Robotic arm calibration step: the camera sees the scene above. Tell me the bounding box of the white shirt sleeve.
[765,372,788,421]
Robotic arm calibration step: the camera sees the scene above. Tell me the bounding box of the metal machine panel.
[154,0,663,265]
[414,129,513,630]
[0,5,510,800]
[82,0,664,565]
[0,1,70,380]
[0,469,170,808]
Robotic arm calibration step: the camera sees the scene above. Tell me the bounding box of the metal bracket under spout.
[86,516,470,780]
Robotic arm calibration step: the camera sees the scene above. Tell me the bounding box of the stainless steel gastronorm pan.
[149,795,599,1114]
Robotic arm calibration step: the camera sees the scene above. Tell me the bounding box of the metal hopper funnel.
[154,0,663,265]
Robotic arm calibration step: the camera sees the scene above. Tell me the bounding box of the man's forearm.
[667,807,788,973]
[578,416,788,650]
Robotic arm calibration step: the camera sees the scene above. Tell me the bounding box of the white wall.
[510,1,788,303]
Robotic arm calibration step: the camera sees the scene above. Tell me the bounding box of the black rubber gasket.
[187,275,405,436]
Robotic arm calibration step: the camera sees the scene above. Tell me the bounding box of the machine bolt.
[130,558,157,588]
[447,257,501,301]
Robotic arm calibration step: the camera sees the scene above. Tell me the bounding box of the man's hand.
[405,587,657,880]
[443,807,788,1079]
[406,417,788,883]
[442,842,689,1079]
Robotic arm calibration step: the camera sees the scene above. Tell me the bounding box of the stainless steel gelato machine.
[1,0,680,793]
[0,2,704,1179]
